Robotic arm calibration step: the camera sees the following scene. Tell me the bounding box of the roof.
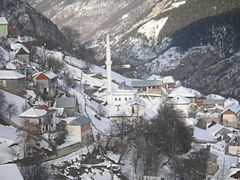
[147,74,163,81]
[170,95,191,105]
[222,103,240,114]
[68,115,91,126]
[20,107,47,118]
[206,94,225,100]
[163,76,175,83]
[34,71,57,80]
[224,98,239,108]
[56,97,77,108]
[0,164,23,180]
[45,71,57,79]
[203,99,224,106]
[118,82,132,90]
[127,97,146,106]
[0,70,26,79]
[131,80,162,87]
[169,86,202,98]
[0,17,8,24]
[10,43,29,54]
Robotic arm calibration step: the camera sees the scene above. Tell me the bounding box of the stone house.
[65,116,93,144]
[227,137,240,156]
[0,17,8,38]
[221,104,240,128]
[33,71,58,96]
[20,105,58,134]
[55,97,78,117]
[0,70,26,95]
[10,43,30,64]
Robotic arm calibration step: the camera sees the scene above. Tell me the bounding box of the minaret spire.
[105,34,112,105]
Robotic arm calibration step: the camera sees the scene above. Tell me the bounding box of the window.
[115,98,117,101]
[119,98,121,101]
[125,97,127,101]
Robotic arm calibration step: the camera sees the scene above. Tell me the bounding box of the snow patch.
[138,17,168,42]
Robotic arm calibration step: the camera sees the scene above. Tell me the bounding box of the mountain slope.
[1,0,66,48]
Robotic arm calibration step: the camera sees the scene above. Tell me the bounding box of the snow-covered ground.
[1,90,25,125]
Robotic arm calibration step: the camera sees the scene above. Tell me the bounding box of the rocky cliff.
[0,0,66,48]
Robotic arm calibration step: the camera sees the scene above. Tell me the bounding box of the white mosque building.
[103,35,145,121]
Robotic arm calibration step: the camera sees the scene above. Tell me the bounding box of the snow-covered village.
[1,0,240,179]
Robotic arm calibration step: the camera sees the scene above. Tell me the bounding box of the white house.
[10,43,30,64]
[0,16,8,38]
[221,103,240,128]
[65,116,93,144]
[169,95,191,117]
[163,76,175,90]
[20,105,58,134]
[169,86,202,100]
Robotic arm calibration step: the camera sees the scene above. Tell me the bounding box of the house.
[65,116,93,144]
[20,105,58,134]
[168,86,202,100]
[131,80,163,94]
[127,98,145,119]
[55,97,78,117]
[0,16,8,38]
[227,137,240,156]
[10,43,30,64]
[0,70,26,95]
[33,71,58,96]
[106,89,137,106]
[224,98,239,108]
[202,99,225,109]
[0,164,23,180]
[169,95,191,117]
[163,76,175,90]
[221,104,240,128]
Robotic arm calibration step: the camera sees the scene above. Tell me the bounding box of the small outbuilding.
[56,97,78,117]
[0,16,8,38]
[66,116,93,144]
[0,70,26,95]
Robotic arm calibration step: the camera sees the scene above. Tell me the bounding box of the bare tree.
[61,26,80,53]
[0,91,6,114]
[46,56,64,73]
[4,102,17,120]
[19,132,51,180]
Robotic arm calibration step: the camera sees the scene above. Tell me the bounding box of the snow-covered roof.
[170,95,191,105]
[45,71,57,79]
[169,86,201,98]
[56,97,77,108]
[131,80,162,87]
[0,17,8,24]
[224,98,239,108]
[0,70,25,79]
[147,74,163,81]
[5,62,17,70]
[163,76,175,84]
[228,167,240,179]
[10,43,29,54]
[68,115,91,126]
[127,97,146,107]
[0,164,23,180]
[207,123,226,136]
[222,103,240,114]
[20,107,47,118]
[206,94,225,100]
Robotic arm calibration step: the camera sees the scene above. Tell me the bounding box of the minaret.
[105,35,112,105]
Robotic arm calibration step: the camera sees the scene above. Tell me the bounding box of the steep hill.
[0,0,66,48]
